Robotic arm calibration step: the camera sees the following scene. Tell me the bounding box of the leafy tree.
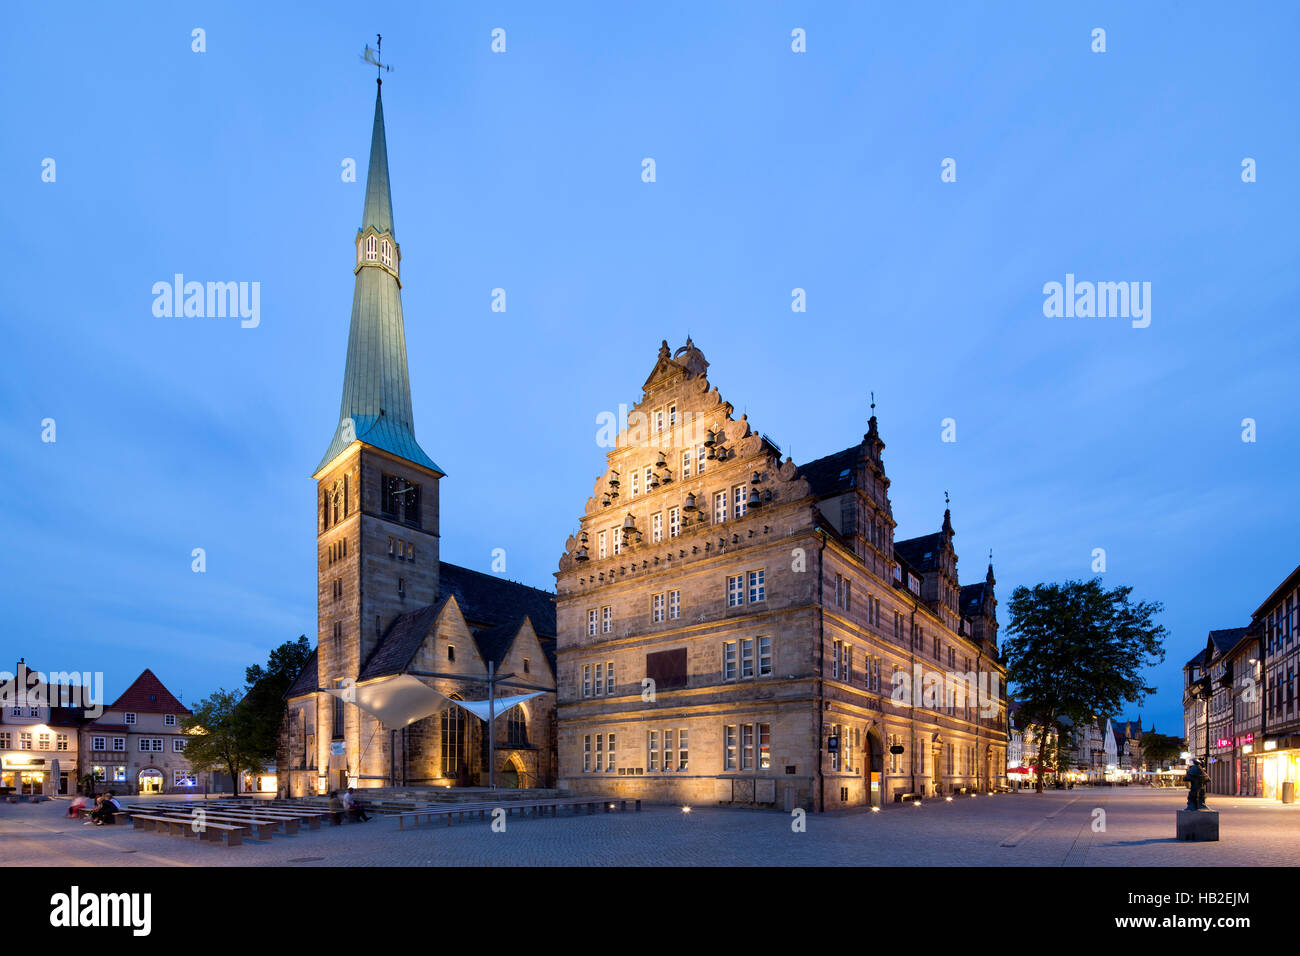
[180,689,263,793]
[240,635,312,763]
[1003,579,1167,792]
[1139,731,1183,770]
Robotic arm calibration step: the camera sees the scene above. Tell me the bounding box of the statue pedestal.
[1176,809,1219,842]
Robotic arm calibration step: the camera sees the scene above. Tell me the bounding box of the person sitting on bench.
[344,787,371,822]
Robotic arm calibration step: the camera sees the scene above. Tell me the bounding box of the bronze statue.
[1184,759,1207,810]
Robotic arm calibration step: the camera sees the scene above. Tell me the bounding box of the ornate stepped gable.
[559,339,811,582]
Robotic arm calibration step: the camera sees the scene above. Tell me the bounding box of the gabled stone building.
[555,340,1007,810]
[279,78,556,797]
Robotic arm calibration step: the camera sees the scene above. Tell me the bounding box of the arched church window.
[441,697,466,778]
[365,234,378,262]
[507,707,527,746]
[380,238,392,268]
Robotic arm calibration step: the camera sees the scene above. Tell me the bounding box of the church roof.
[960,582,987,616]
[284,648,318,700]
[1207,627,1248,657]
[317,83,442,477]
[104,669,189,716]
[356,562,558,682]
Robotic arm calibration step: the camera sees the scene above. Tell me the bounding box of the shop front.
[1,756,51,795]
[1258,736,1300,802]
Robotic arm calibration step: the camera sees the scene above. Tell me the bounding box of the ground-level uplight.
[681,806,691,813]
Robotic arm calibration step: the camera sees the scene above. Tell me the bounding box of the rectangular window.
[607,733,616,772]
[830,725,841,771]
[740,638,755,678]
[669,404,677,427]
[663,729,674,773]
[723,641,738,681]
[164,714,177,726]
[124,712,136,725]
[832,640,841,679]
[844,645,853,685]
[668,589,680,620]
[583,664,591,698]
[727,574,744,608]
[605,662,615,695]
[669,507,680,538]
[173,738,186,753]
[56,733,68,751]
[681,448,692,478]
[724,725,737,770]
[20,732,32,750]
[648,730,659,771]
[758,723,771,769]
[113,736,126,751]
[748,569,765,603]
[652,592,665,623]
[644,465,654,493]
[844,580,851,612]
[696,445,707,474]
[92,736,106,751]
[594,733,604,772]
[758,636,772,676]
[652,512,663,543]
[598,531,608,559]
[584,735,592,772]
[38,733,50,750]
[602,606,613,634]
[612,526,622,555]
[734,484,747,518]
[0,732,8,749]
[714,490,728,523]
[588,608,598,637]
[742,724,755,770]
[678,729,689,771]
[630,470,639,498]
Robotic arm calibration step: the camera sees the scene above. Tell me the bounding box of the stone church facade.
[554,341,1007,810]
[280,80,556,796]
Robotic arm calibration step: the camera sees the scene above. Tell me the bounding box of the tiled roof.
[105,669,189,716]
[895,533,943,573]
[437,562,556,637]
[1185,648,1208,669]
[797,446,858,497]
[358,598,449,682]
[960,582,986,616]
[1208,627,1248,656]
[284,648,319,699]
[85,723,131,733]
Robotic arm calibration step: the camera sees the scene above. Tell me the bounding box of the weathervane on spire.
[362,34,394,81]
[944,490,950,507]
[870,391,875,413]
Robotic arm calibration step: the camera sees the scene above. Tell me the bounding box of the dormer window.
[365,234,378,262]
[380,238,393,268]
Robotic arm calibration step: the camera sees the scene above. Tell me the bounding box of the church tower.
[313,79,444,788]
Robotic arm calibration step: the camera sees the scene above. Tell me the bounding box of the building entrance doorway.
[865,731,884,808]
[138,769,163,794]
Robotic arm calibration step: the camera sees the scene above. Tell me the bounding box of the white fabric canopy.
[322,676,543,730]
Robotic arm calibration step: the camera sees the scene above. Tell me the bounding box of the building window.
[612,525,622,555]
[741,724,755,770]
[648,730,659,771]
[630,469,639,498]
[668,589,680,620]
[365,233,377,261]
[18,732,32,750]
[734,484,747,519]
[830,725,841,771]
[587,608,598,637]
[601,606,613,634]
[442,699,466,777]
[696,445,707,474]
[594,733,604,772]
[669,507,680,538]
[652,592,665,623]
[723,641,737,681]
[713,490,728,524]
[605,662,615,695]
[748,569,765,603]
[607,732,617,772]
[173,738,186,752]
[124,712,136,725]
[652,512,663,543]
[523,658,530,675]
[164,714,177,726]
[724,725,737,770]
[598,531,608,559]
[677,729,689,771]
[582,664,592,698]
[583,734,592,772]
[758,723,770,769]
[0,732,10,749]
[38,733,50,750]
[669,404,677,427]
[727,574,744,608]
[681,448,693,478]
[740,638,754,678]
[844,580,851,612]
[380,238,393,267]
[832,640,841,679]
[662,729,675,772]
[758,636,772,676]
[92,736,106,751]
[448,644,455,662]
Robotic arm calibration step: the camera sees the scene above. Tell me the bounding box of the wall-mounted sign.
[1,756,47,770]
[889,745,905,755]
[827,736,839,752]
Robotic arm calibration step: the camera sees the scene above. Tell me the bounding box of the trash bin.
[1283,781,1295,805]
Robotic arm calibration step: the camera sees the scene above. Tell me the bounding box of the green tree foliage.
[180,688,262,792]
[1139,731,1184,769]
[1004,579,1167,791]
[240,635,312,762]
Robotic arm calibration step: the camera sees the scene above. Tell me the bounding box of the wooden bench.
[129,808,288,840]
[130,813,248,846]
[394,796,639,830]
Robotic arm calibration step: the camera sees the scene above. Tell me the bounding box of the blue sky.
[2,2,1296,735]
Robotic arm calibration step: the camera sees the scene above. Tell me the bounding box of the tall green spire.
[316,81,443,477]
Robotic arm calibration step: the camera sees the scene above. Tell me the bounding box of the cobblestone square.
[3,788,1297,867]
